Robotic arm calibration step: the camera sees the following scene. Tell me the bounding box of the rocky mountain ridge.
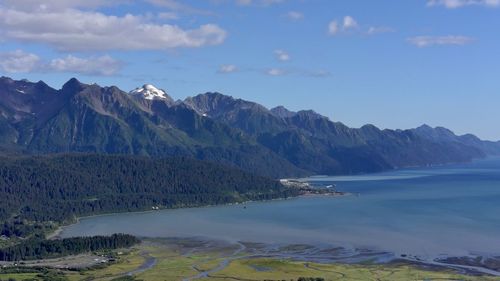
[1,76,498,178]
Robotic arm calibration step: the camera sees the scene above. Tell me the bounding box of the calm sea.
[60,157,500,259]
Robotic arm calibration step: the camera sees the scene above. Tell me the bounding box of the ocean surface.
[60,158,500,260]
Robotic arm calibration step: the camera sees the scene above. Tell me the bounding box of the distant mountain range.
[1,76,498,178]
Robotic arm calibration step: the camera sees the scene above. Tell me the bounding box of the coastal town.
[279,179,347,196]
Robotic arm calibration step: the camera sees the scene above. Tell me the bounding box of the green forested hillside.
[0,154,297,238]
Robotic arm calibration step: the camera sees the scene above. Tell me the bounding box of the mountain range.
[1,76,498,178]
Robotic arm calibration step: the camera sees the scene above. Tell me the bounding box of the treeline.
[0,267,68,281]
[1,220,49,238]
[0,234,139,261]
[0,154,298,238]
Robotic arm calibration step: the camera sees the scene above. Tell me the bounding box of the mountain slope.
[186,92,491,174]
[413,124,500,156]
[0,77,305,178]
[0,76,497,177]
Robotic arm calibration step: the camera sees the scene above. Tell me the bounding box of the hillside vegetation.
[1,76,498,178]
[0,154,296,239]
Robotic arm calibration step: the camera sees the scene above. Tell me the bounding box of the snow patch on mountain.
[130,84,170,100]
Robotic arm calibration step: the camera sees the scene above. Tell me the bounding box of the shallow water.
[60,158,500,260]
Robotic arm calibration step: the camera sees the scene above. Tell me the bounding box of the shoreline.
[30,235,500,277]
[46,193,317,240]
[35,158,500,278]
[35,190,500,278]
[4,238,498,280]
[48,182,351,240]
[46,226,64,240]
[49,213,500,277]
[49,159,491,241]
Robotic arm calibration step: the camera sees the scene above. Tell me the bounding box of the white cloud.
[144,0,213,15]
[342,16,358,30]
[286,11,304,20]
[235,0,285,6]
[329,16,359,35]
[216,65,330,78]
[407,35,473,47]
[0,0,204,12]
[267,68,285,76]
[0,50,40,73]
[329,16,390,36]
[218,64,238,73]
[0,0,126,11]
[0,7,227,51]
[274,50,290,62]
[328,21,339,35]
[144,0,185,9]
[0,50,123,75]
[49,55,122,76]
[367,26,395,35]
[427,0,500,8]
[265,67,331,78]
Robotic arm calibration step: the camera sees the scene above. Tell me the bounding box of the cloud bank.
[407,36,473,47]
[427,0,500,8]
[0,3,227,52]
[328,16,392,36]
[0,50,123,76]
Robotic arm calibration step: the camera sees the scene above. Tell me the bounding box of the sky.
[0,0,499,140]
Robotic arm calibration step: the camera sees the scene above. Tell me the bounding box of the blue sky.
[0,0,499,140]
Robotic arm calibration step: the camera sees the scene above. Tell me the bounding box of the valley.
[2,238,500,281]
[1,1,498,279]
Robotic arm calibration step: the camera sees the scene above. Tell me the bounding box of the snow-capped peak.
[130,84,170,100]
